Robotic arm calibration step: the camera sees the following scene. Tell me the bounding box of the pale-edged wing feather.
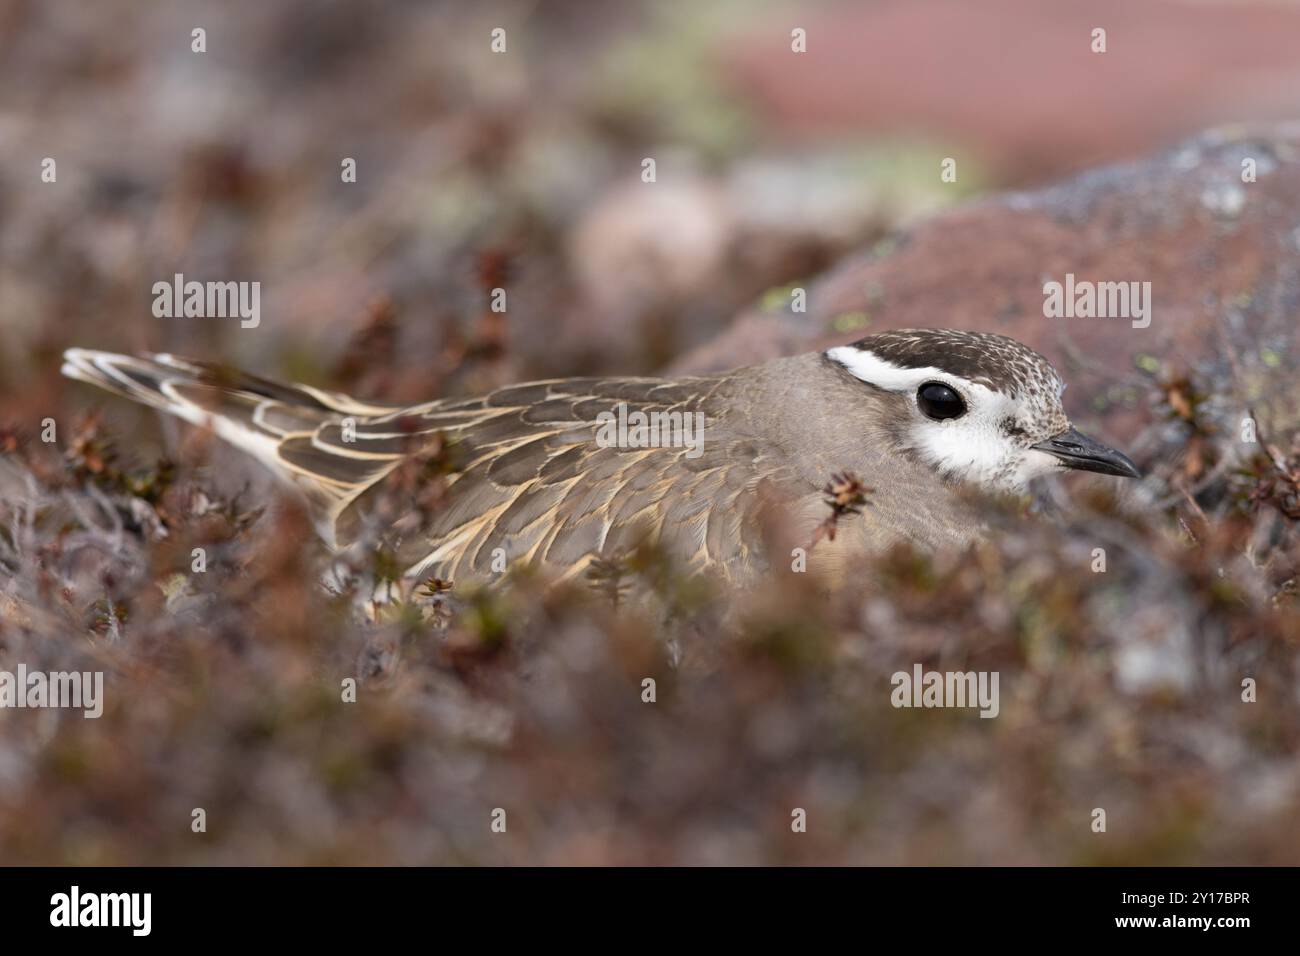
[61,350,797,582]
[348,375,793,584]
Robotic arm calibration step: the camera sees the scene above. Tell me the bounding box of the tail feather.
[61,349,410,544]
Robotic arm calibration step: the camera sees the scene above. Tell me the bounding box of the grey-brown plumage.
[62,329,1139,587]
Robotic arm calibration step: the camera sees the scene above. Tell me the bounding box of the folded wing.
[63,350,795,583]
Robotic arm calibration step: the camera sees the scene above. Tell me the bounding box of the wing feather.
[63,349,798,583]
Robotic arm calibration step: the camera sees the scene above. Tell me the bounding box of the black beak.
[1032,426,1141,479]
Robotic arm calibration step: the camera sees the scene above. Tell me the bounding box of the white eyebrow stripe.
[825,346,950,392]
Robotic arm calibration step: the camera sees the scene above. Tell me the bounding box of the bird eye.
[917,382,966,420]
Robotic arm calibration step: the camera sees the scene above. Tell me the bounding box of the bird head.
[826,328,1140,491]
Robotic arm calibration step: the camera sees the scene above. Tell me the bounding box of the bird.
[61,329,1139,588]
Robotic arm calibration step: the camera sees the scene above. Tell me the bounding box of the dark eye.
[917,382,966,420]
